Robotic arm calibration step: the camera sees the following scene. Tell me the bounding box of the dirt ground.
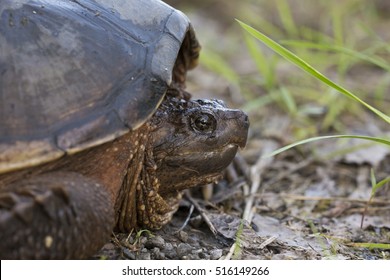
[96,0,390,260]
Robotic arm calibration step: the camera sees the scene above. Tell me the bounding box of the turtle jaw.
[155,143,240,195]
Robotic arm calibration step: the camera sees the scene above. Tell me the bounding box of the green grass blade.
[331,4,343,46]
[347,243,390,250]
[243,34,275,90]
[263,135,390,158]
[236,20,390,125]
[275,0,298,37]
[279,87,297,114]
[370,169,377,191]
[281,40,390,72]
[372,177,390,195]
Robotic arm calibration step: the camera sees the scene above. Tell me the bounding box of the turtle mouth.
[163,143,239,175]
[202,143,239,168]
[156,143,239,195]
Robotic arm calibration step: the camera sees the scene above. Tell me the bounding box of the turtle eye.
[191,113,216,133]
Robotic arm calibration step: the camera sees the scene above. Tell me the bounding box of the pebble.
[144,235,166,250]
[162,243,177,259]
[199,252,210,260]
[176,243,193,258]
[151,248,165,259]
[122,248,136,260]
[177,230,188,242]
[138,251,151,260]
[210,249,223,260]
[165,242,174,251]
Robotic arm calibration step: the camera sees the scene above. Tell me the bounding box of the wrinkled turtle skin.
[0,0,249,259]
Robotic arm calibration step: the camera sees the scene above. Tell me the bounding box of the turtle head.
[151,98,249,194]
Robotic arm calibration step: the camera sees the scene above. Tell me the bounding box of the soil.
[95,0,390,260]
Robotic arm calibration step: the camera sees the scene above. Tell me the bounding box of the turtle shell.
[0,0,200,173]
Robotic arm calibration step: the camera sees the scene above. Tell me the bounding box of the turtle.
[0,0,249,259]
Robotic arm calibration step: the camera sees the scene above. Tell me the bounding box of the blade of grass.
[321,91,348,130]
[279,87,297,115]
[347,243,390,250]
[275,0,298,37]
[370,169,377,191]
[243,34,275,90]
[374,74,390,102]
[281,40,390,72]
[331,4,344,46]
[263,135,390,158]
[236,20,390,124]
[372,177,390,195]
[331,3,346,76]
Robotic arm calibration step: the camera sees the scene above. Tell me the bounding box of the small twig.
[259,236,277,249]
[111,231,122,247]
[224,242,237,260]
[184,190,218,236]
[175,204,194,233]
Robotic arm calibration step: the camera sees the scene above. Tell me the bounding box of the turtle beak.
[231,110,249,148]
[220,107,249,149]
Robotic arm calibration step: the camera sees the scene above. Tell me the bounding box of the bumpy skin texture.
[0,0,249,259]
[0,172,114,259]
[117,98,249,232]
[0,98,249,259]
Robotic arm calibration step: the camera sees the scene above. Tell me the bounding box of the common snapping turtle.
[0,0,249,259]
